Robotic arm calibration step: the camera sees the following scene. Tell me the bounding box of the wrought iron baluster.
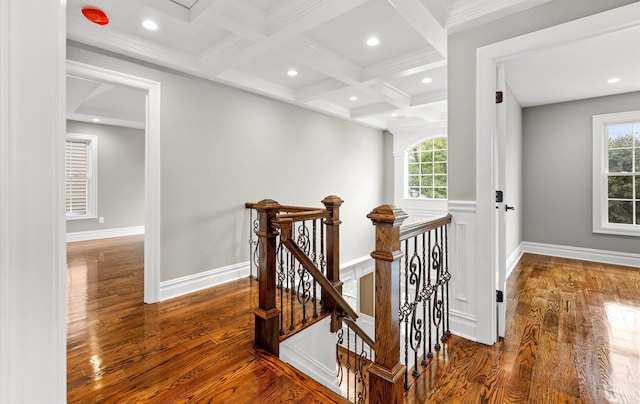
[427,230,433,359]
[278,239,285,335]
[319,223,326,314]
[409,235,423,378]
[312,219,318,319]
[432,228,442,351]
[289,223,296,331]
[296,221,311,325]
[402,239,410,389]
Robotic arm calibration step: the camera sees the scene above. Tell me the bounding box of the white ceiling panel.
[388,65,447,96]
[305,0,431,68]
[234,52,331,90]
[504,26,640,107]
[66,0,631,131]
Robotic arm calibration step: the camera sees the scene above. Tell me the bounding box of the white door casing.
[66,60,162,304]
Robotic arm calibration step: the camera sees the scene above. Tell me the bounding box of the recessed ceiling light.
[607,77,621,84]
[391,113,398,118]
[349,96,358,101]
[421,77,433,84]
[92,118,100,122]
[366,36,380,47]
[287,69,298,77]
[142,20,158,31]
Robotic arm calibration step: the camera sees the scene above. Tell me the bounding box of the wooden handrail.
[274,210,330,222]
[342,317,374,349]
[400,214,452,241]
[280,236,358,321]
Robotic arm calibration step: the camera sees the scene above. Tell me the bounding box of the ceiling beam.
[362,49,445,83]
[387,0,447,57]
[411,89,447,107]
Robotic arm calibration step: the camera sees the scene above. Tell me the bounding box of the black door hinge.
[496,91,503,104]
[496,290,504,303]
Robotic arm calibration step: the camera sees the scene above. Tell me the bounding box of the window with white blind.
[593,110,640,237]
[66,134,97,220]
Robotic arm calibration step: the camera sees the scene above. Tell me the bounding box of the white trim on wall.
[66,60,162,304]
[506,244,523,280]
[66,226,145,243]
[159,261,250,301]
[522,242,640,269]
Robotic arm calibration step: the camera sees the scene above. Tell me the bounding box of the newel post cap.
[367,205,408,226]
[321,195,344,207]
[253,199,280,210]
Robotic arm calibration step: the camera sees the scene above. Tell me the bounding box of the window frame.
[592,110,639,237]
[65,133,98,220]
[405,136,448,201]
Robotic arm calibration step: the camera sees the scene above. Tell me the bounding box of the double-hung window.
[66,133,97,220]
[592,110,640,236]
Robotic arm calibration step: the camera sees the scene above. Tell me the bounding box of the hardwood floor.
[68,237,640,403]
[404,253,640,404]
[66,235,344,403]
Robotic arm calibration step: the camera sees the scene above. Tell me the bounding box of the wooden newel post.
[367,205,408,404]
[322,195,344,333]
[253,199,281,357]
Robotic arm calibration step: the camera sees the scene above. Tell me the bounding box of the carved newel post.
[367,205,408,404]
[321,195,344,333]
[253,199,281,356]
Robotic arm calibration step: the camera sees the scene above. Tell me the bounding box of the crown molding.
[447,0,554,32]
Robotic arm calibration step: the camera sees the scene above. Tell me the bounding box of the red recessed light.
[82,7,109,25]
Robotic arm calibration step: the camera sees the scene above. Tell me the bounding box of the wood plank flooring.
[67,235,344,403]
[68,237,640,403]
[404,253,640,404]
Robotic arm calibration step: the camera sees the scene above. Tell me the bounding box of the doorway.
[476,2,640,344]
[66,60,161,303]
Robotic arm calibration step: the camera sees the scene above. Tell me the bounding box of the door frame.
[475,2,640,344]
[67,60,162,303]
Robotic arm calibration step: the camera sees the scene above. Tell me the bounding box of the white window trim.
[592,110,639,237]
[66,133,98,220]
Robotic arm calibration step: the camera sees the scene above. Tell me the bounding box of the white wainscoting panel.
[447,201,479,342]
[280,316,341,394]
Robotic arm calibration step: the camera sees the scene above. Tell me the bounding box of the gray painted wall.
[67,42,390,282]
[66,121,145,233]
[448,0,637,201]
[505,85,522,258]
[522,91,640,254]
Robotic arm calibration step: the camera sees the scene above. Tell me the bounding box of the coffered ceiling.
[66,0,555,130]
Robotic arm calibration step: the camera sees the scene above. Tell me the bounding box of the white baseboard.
[159,261,250,301]
[449,309,478,343]
[66,225,144,242]
[522,242,640,268]
[506,245,523,279]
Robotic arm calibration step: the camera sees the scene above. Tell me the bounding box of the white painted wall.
[67,42,391,284]
[0,0,66,402]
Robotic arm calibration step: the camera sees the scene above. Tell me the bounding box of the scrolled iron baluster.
[444,224,451,340]
[250,215,260,280]
[431,239,443,350]
[409,235,423,377]
[277,240,285,335]
[311,220,318,319]
[356,348,369,404]
[402,239,410,389]
[336,328,344,385]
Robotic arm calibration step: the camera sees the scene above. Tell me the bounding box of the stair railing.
[245,196,366,357]
[367,205,452,403]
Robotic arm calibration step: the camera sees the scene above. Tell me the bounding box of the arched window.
[407,137,447,199]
